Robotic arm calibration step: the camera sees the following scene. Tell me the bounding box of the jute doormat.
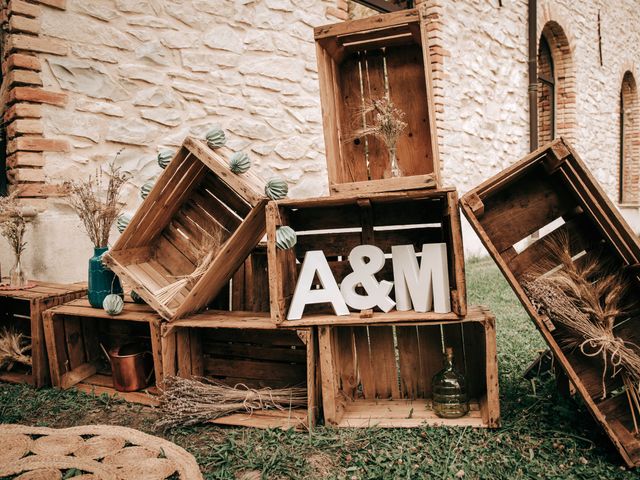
[0,424,203,480]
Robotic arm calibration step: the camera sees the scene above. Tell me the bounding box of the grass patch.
[0,257,636,479]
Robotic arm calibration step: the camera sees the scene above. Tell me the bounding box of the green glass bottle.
[431,347,469,418]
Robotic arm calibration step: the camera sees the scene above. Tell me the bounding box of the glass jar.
[431,347,469,418]
[9,255,26,288]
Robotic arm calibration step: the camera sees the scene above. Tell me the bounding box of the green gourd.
[140,180,155,199]
[103,293,124,316]
[157,149,174,169]
[276,226,297,250]
[206,127,226,149]
[229,152,251,174]
[265,176,288,200]
[116,214,131,234]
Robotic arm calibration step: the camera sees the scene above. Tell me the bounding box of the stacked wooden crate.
[35,6,499,431]
[294,8,500,428]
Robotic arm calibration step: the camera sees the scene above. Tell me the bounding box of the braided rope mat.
[0,424,203,480]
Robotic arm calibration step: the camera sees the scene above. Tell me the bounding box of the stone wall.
[2,0,640,280]
[0,0,348,282]
[421,0,640,254]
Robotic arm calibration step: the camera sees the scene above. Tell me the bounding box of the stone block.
[47,58,128,101]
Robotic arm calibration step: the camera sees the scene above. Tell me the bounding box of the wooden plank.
[183,137,264,207]
[161,328,177,379]
[176,329,192,378]
[189,328,204,377]
[417,324,443,397]
[63,317,86,371]
[60,363,97,390]
[386,44,433,177]
[314,9,420,40]
[42,310,61,387]
[149,319,163,386]
[335,327,357,400]
[361,49,387,180]
[336,53,368,183]
[318,326,340,424]
[75,381,160,407]
[368,326,399,399]
[352,326,375,398]
[330,174,436,195]
[396,326,421,399]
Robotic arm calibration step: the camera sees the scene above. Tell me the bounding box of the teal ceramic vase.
[88,246,123,308]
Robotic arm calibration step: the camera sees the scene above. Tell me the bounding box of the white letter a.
[287,250,350,320]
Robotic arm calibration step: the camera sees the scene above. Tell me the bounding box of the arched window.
[537,35,555,144]
[537,22,575,146]
[620,71,639,204]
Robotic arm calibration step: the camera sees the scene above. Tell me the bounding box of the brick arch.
[537,21,576,146]
[620,71,640,204]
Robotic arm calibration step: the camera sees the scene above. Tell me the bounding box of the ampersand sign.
[340,245,396,312]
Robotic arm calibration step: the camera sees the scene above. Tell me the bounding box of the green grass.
[1,258,637,479]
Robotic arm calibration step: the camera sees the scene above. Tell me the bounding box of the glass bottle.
[9,254,26,288]
[431,347,469,418]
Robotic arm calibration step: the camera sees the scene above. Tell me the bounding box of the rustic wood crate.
[42,298,163,406]
[267,188,466,326]
[0,280,86,387]
[315,7,440,195]
[460,138,640,467]
[104,136,268,321]
[161,312,319,429]
[318,306,499,428]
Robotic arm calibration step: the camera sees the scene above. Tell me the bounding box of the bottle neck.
[444,352,454,369]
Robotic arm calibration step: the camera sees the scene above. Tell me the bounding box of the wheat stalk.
[524,232,640,416]
[0,327,31,371]
[64,153,129,248]
[155,376,307,430]
[0,189,27,259]
[153,228,227,308]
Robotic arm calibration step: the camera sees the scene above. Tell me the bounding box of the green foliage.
[0,258,636,479]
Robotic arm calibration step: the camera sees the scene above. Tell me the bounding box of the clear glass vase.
[389,147,401,177]
[9,254,26,288]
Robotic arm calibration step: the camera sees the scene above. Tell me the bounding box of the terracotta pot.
[108,343,152,392]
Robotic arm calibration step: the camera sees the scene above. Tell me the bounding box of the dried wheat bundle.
[155,376,307,430]
[0,327,31,371]
[64,155,129,249]
[523,232,640,403]
[0,190,27,258]
[153,228,227,307]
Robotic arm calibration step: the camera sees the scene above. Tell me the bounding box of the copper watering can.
[106,343,153,392]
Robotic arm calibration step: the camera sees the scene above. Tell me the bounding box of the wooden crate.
[0,280,86,387]
[43,298,163,406]
[161,312,319,429]
[315,7,440,195]
[318,306,499,428]
[460,138,640,467]
[103,136,268,321]
[267,188,466,326]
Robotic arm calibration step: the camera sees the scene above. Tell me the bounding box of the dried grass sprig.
[153,228,227,307]
[524,232,640,400]
[0,190,27,258]
[64,153,129,248]
[0,327,31,371]
[347,97,407,177]
[155,376,307,430]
